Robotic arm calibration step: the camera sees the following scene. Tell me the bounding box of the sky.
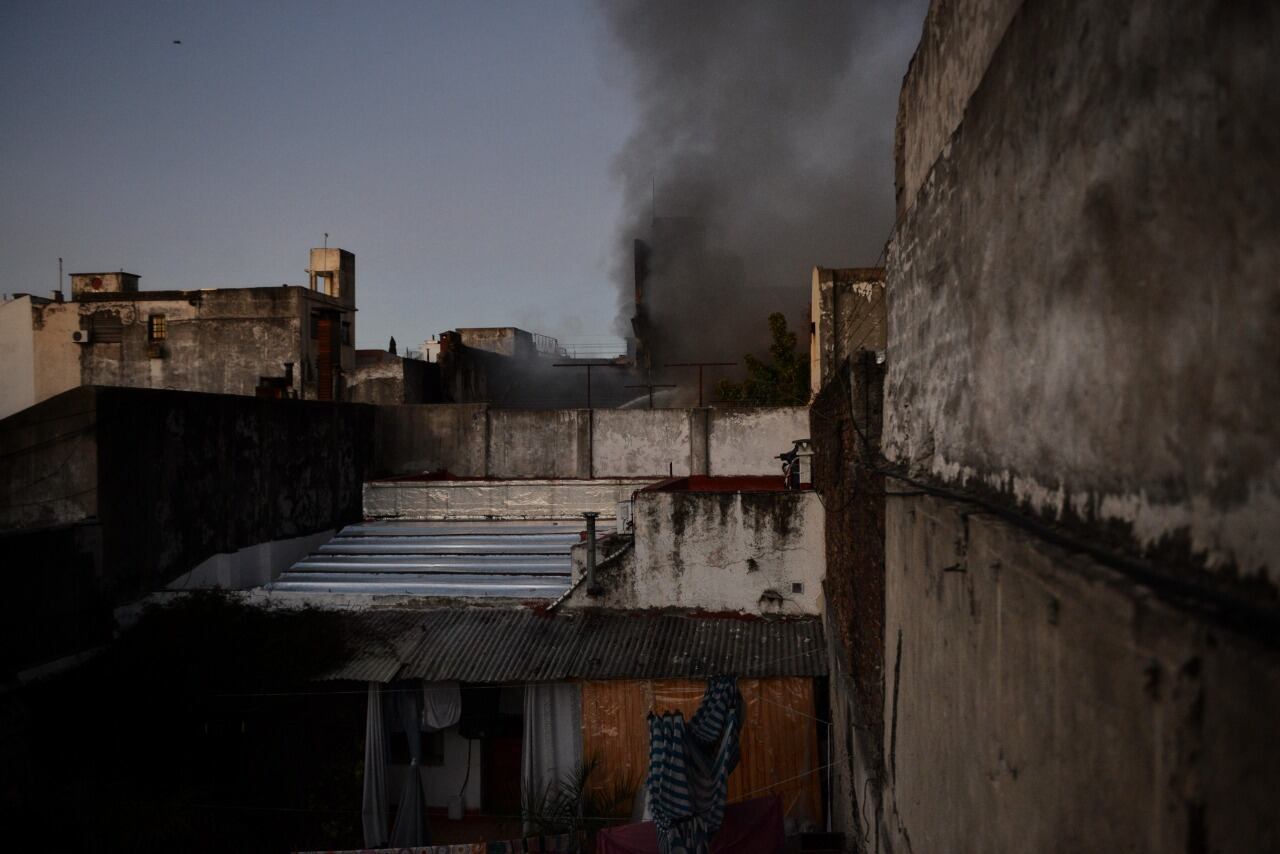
[0,0,926,353]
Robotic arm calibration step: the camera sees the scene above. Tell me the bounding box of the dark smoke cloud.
[599,0,928,378]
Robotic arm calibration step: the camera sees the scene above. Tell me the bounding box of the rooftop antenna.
[58,257,63,296]
[323,232,328,249]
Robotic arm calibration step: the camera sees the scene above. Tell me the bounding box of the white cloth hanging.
[421,681,462,732]
[521,682,584,832]
[361,682,389,848]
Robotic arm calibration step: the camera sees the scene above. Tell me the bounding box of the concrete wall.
[707,408,809,477]
[893,0,1022,215]
[809,269,886,400]
[487,409,590,478]
[373,404,490,477]
[0,387,374,676]
[349,353,440,405]
[1,287,358,413]
[593,409,694,478]
[0,298,37,421]
[878,492,1280,852]
[885,0,1280,587]
[0,385,99,528]
[364,478,651,521]
[850,0,1280,850]
[371,405,807,480]
[568,489,825,615]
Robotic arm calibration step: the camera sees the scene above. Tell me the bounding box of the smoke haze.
[598,0,928,377]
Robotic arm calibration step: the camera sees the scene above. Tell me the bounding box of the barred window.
[148,314,166,341]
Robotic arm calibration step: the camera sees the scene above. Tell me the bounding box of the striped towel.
[646,677,743,854]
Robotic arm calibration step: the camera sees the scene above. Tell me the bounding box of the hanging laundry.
[645,677,743,854]
[422,681,463,731]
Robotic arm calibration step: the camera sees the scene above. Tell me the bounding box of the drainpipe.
[583,511,601,596]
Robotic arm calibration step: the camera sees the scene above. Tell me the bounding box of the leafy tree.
[717,312,810,405]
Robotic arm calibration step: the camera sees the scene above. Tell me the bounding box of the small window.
[90,311,123,344]
[148,314,166,341]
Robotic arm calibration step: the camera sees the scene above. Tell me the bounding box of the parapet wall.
[372,405,809,480]
[886,0,1280,587]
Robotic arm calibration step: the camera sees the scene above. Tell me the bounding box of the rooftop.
[267,520,581,598]
[324,606,827,683]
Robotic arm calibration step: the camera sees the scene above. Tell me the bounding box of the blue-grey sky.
[1,1,925,352]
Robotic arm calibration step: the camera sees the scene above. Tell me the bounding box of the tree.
[716,312,810,405]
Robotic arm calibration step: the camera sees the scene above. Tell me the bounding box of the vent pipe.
[583,511,601,596]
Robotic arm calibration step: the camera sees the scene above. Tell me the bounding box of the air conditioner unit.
[71,329,91,344]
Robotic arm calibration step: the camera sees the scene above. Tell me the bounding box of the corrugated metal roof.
[325,608,826,683]
[268,521,580,598]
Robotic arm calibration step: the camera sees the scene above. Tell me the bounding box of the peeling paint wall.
[878,493,1280,852]
[885,0,1280,586]
[569,490,825,615]
[863,0,1280,850]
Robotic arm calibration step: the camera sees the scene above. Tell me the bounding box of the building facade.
[0,247,356,419]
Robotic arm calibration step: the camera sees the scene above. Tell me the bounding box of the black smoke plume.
[599,0,926,387]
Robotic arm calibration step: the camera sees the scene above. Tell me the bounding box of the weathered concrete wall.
[6,286,356,406]
[32,299,80,404]
[349,353,441,405]
[72,289,306,398]
[0,298,37,421]
[894,0,1022,215]
[809,269,886,400]
[885,0,1280,586]
[0,386,99,528]
[708,408,809,477]
[371,404,489,477]
[370,405,808,480]
[593,409,694,478]
[364,478,651,521]
[0,386,374,676]
[487,409,590,478]
[878,492,1280,853]
[570,489,825,615]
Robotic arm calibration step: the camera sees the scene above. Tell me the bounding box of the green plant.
[717,312,810,405]
[521,755,640,847]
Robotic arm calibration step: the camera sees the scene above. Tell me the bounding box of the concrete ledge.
[363,479,656,521]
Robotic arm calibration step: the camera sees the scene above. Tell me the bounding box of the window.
[148,314,166,341]
[90,311,123,343]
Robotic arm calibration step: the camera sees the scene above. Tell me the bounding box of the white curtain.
[361,682,389,848]
[390,684,430,846]
[522,681,583,829]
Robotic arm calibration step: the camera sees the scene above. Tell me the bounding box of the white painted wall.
[419,726,483,810]
[0,298,36,421]
[708,408,809,476]
[593,409,693,477]
[570,489,825,615]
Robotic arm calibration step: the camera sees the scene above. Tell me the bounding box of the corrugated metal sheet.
[268,521,579,598]
[324,609,826,683]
